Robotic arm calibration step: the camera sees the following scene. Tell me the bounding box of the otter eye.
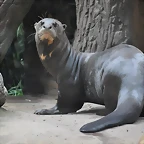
[49,26,52,29]
[43,26,46,28]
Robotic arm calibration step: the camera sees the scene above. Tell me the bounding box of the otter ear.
[62,24,67,30]
[34,22,38,29]
[34,22,37,26]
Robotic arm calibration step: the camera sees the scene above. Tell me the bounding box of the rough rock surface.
[0,73,7,107]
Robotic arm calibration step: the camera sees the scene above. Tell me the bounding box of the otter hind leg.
[80,96,143,133]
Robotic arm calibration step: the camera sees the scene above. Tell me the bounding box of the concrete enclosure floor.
[0,89,144,144]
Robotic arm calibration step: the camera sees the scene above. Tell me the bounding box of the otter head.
[34,18,67,60]
[34,18,67,45]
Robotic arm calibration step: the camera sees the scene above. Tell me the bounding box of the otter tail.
[80,97,143,133]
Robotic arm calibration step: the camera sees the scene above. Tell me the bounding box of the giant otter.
[34,18,144,133]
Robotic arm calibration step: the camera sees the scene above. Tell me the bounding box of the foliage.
[15,23,25,60]
[8,80,23,96]
[0,23,25,96]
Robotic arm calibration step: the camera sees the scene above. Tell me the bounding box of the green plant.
[8,80,23,96]
[1,23,25,95]
[15,22,25,61]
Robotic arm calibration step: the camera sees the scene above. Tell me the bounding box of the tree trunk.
[0,0,34,63]
[73,0,144,52]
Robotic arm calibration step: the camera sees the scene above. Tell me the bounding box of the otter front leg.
[34,90,83,115]
[34,103,74,115]
[34,104,59,115]
[34,101,81,115]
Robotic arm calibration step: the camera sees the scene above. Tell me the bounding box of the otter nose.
[43,25,52,30]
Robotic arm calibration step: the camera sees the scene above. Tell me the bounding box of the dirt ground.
[0,89,144,144]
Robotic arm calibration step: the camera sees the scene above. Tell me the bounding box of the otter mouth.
[38,31,54,45]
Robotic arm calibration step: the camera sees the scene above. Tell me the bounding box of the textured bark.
[73,0,144,52]
[132,0,144,52]
[0,0,34,63]
[0,73,7,107]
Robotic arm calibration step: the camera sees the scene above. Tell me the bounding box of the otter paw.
[34,109,51,115]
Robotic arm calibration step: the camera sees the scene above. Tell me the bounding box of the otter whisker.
[27,33,35,39]
[46,13,48,18]
[45,11,48,18]
[42,14,45,18]
[38,16,43,20]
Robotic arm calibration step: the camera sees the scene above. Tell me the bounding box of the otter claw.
[34,109,50,115]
